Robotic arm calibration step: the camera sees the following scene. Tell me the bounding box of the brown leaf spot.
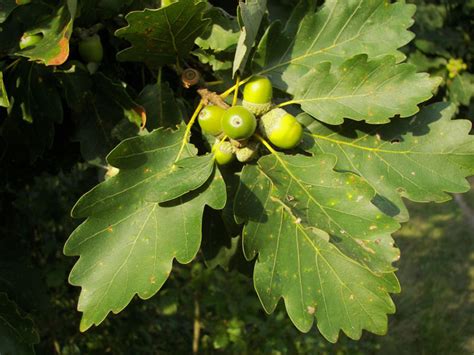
[47,37,70,66]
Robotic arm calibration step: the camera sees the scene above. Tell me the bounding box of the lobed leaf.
[57,70,142,163]
[194,5,240,73]
[301,102,474,221]
[234,156,401,342]
[65,126,227,331]
[253,0,416,93]
[292,54,440,125]
[195,6,240,53]
[137,78,185,130]
[72,127,215,218]
[115,0,210,66]
[14,0,77,66]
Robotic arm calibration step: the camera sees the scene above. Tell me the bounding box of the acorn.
[242,75,273,116]
[259,108,303,149]
[212,141,235,165]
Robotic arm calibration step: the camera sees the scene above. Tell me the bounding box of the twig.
[197,88,230,109]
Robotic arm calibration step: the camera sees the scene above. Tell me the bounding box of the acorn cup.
[236,141,260,163]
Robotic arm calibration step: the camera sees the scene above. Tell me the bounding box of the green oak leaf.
[291,55,440,125]
[233,0,267,76]
[193,5,239,73]
[0,71,9,107]
[0,293,39,354]
[65,127,226,331]
[236,152,400,273]
[202,208,241,270]
[137,75,185,130]
[193,49,233,72]
[72,127,216,218]
[56,70,142,163]
[195,6,239,53]
[234,159,400,342]
[115,0,210,66]
[301,102,474,222]
[14,0,77,66]
[252,0,416,93]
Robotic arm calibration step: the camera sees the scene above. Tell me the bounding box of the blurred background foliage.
[0,0,473,353]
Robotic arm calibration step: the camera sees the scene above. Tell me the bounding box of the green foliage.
[14,0,77,66]
[65,126,226,331]
[253,0,416,93]
[235,154,401,341]
[292,55,440,125]
[115,0,210,66]
[0,0,473,352]
[301,103,474,222]
[137,73,185,129]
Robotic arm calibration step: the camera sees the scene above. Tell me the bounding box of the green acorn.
[242,76,273,115]
[198,105,225,136]
[260,108,303,149]
[221,106,257,140]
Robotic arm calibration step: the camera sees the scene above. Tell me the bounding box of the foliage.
[0,0,473,352]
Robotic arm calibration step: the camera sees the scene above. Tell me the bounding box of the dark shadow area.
[372,194,401,218]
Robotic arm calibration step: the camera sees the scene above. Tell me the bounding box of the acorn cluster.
[198,76,303,165]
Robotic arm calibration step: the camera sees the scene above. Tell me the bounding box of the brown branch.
[197,88,230,109]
